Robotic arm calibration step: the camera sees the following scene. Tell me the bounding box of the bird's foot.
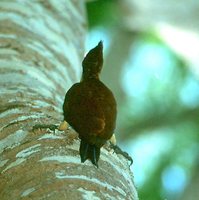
[58,120,69,131]
[109,143,133,166]
[109,134,117,145]
[32,124,58,132]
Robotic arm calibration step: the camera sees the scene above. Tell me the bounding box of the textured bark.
[0,1,138,199]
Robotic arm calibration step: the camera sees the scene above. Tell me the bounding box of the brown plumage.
[63,41,117,167]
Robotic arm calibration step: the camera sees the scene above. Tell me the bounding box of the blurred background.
[85,0,199,200]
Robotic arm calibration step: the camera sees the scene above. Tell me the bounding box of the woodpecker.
[63,41,117,167]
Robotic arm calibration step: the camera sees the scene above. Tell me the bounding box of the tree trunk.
[0,1,138,199]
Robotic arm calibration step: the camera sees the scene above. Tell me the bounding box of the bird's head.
[82,41,103,80]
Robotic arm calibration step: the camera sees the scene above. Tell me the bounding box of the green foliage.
[86,0,120,28]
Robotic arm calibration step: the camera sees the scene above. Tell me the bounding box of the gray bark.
[0,1,138,199]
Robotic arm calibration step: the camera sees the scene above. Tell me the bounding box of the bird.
[63,41,117,167]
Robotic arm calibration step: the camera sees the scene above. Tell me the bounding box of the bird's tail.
[79,139,100,167]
